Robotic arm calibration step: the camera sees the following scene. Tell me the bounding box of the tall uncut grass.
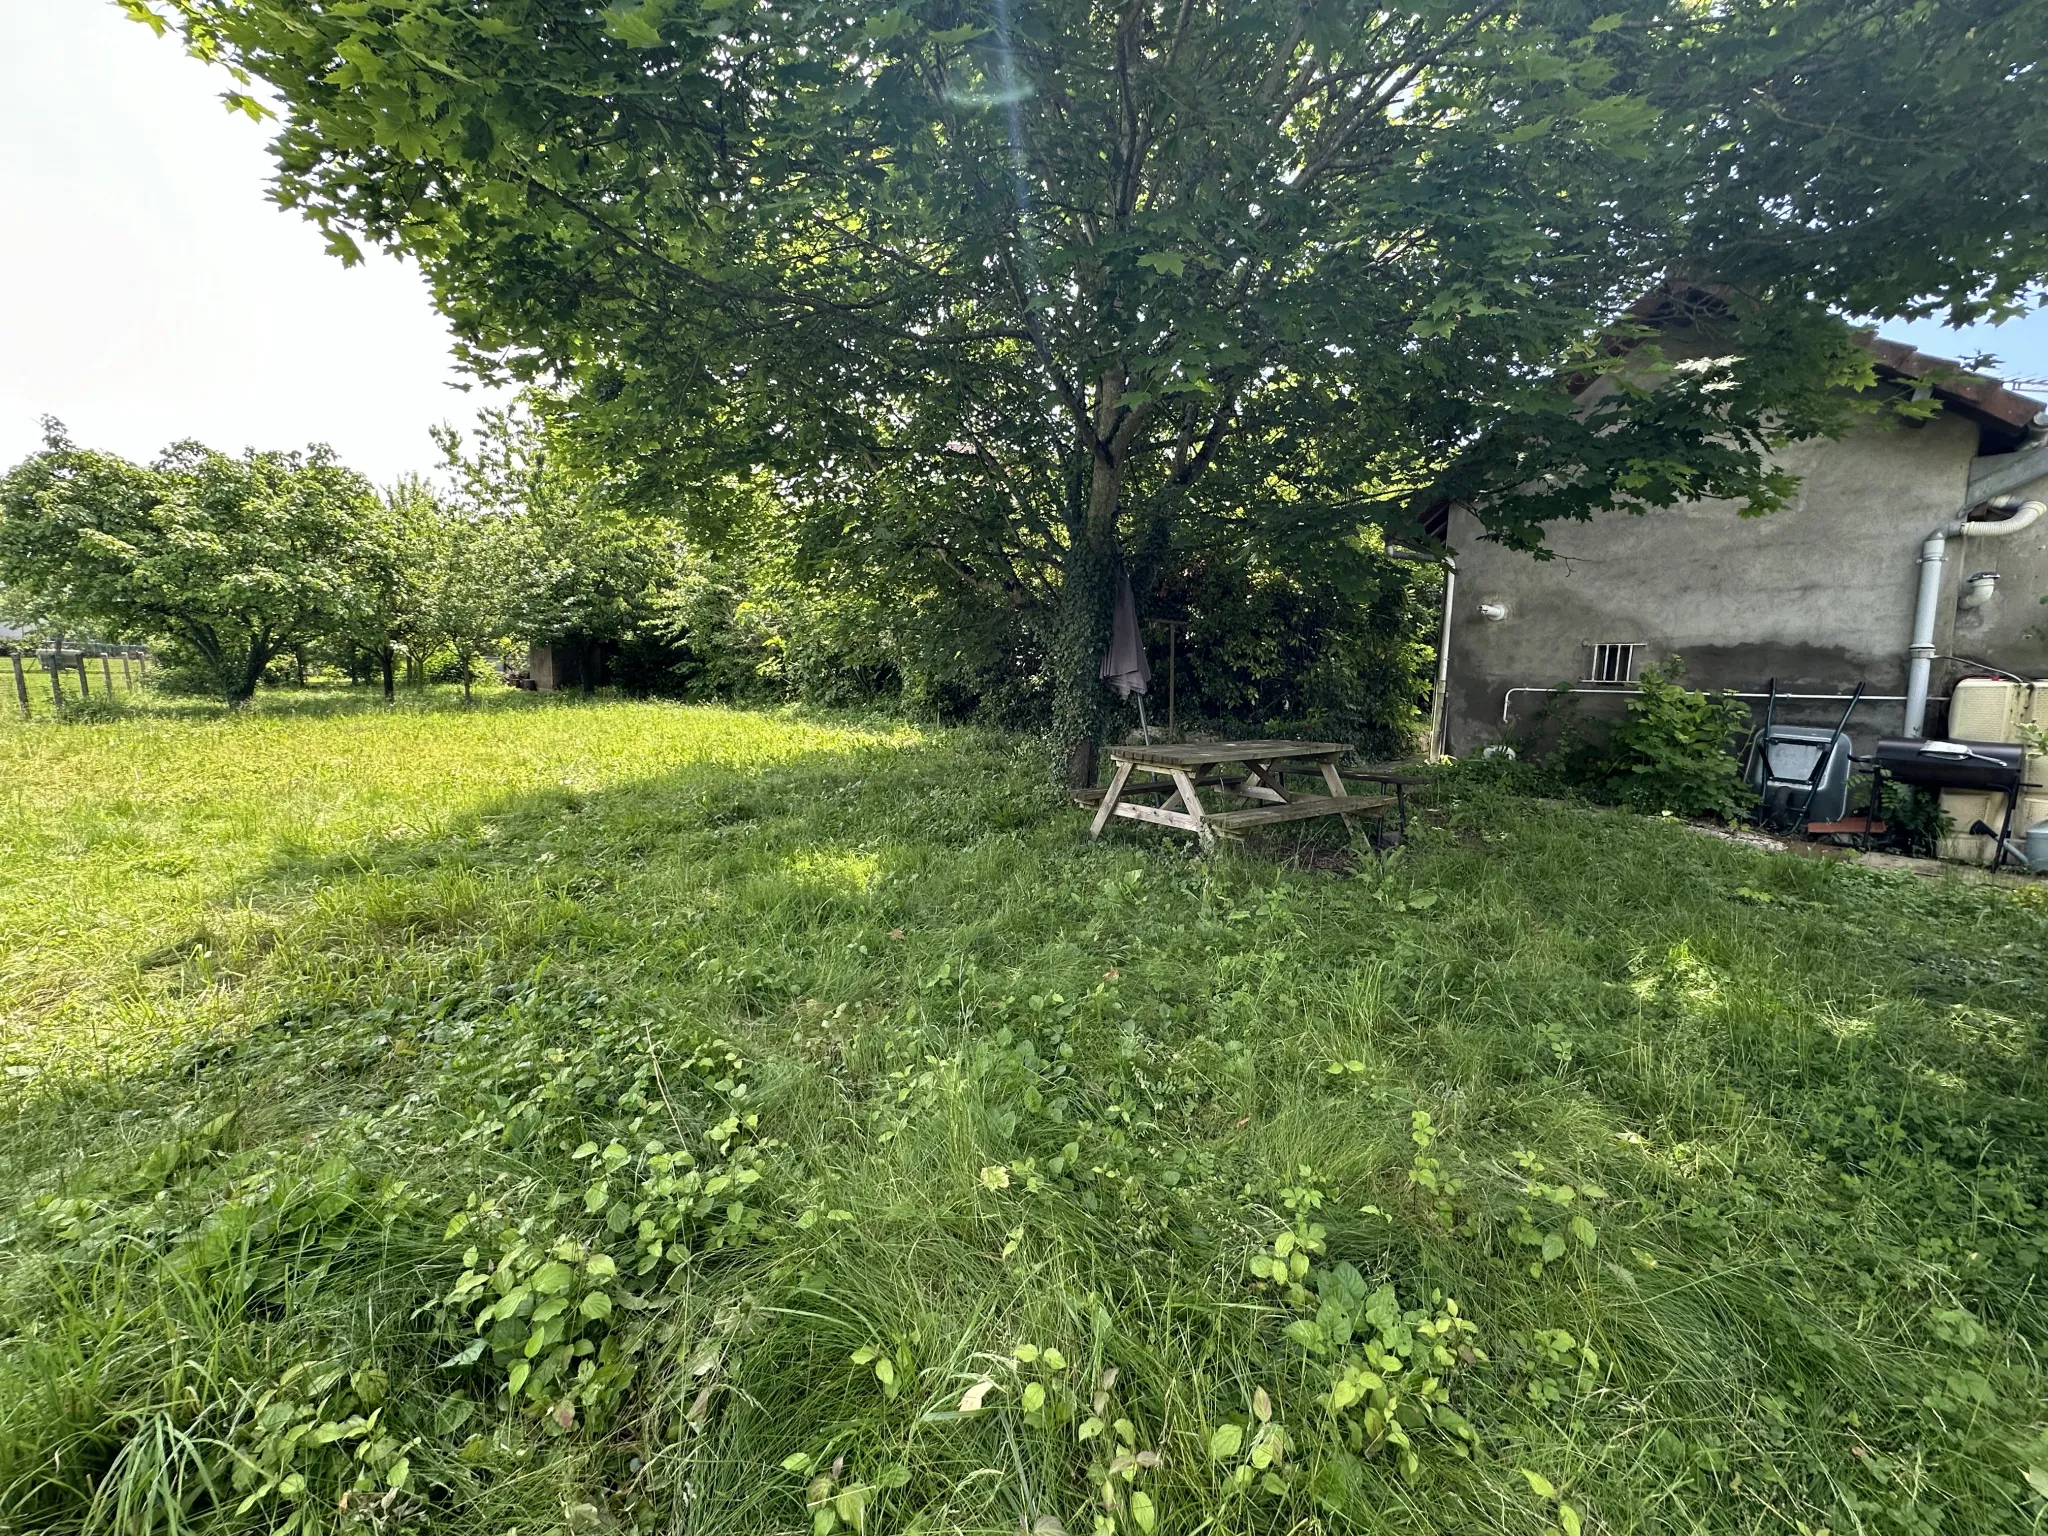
[2,688,2045,1536]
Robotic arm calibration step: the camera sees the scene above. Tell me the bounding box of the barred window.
[1583,641,1644,686]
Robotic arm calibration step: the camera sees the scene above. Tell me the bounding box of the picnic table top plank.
[1108,739,1349,768]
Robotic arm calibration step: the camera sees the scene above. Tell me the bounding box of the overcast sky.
[3,3,2045,490]
[0,2,513,486]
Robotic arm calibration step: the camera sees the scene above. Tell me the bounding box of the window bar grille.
[1583,642,1644,685]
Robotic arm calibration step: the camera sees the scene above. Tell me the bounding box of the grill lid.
[1873,737,2025,791]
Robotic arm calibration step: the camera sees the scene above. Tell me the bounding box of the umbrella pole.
[1137,694,1151,745]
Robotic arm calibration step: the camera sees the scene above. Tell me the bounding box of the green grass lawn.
[4,691,2047,1536]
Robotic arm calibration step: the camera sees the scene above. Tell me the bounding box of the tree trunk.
[580,636,598,697]
[227,638,271,706]
[293,647,306,687]
[1052,438,1125,788]
[381,647,395,701]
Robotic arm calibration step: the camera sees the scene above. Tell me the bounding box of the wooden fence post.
[48,653,63,707]
[10,653,26,718]
[121,655,132,688]
[76,656,89,699]
[101,655,113,693]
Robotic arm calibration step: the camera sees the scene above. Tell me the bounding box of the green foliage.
[0,422,384,703]
[644,526,1437,748]
[1147,555,1435,758]
[1868,778,1952,859]
[330,473,434,689]
[410,494,524,700]
[1564,662,1753,821]
[6,695,2048,1536]
[640,486,914,710]
[438,405,688,666]
[0,425,551,708]
[139,0,2048,772]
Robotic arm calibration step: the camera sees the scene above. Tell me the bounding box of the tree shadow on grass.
[76,683,665,723]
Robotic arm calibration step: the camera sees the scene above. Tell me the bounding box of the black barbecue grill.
[1870,738,2031,867]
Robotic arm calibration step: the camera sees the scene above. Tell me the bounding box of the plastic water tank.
[1949,678,2023,740]
[1939,679,2048,864]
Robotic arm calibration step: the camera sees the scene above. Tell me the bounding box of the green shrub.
[1138,556,1435,758]
[1572,660,1751,820]
[1875,778,1951,856]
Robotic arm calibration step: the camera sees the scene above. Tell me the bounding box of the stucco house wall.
[1440,415,2048,757]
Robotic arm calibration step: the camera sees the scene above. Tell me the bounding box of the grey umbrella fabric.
[1099,566,1151,699]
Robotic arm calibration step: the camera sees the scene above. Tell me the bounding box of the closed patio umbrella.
[1099,566,1153,742]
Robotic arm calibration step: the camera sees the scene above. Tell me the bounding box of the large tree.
[439,404,689,692]
[0,424,385,704]
[143,0,2048,775]
[415,496,522,700]
[345,474,439,698]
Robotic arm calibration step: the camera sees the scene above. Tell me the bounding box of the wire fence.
[4,643,152,718]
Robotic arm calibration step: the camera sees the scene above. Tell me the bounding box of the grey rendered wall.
[1439,413,2048,756]
[1946,464,2048,685]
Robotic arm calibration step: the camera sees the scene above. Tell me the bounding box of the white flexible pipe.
[1903,497,2045,737]
[1963,496,2046,540]
[1502,686,1905,727]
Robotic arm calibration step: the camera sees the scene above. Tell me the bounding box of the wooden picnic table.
[1085,740,1394,846]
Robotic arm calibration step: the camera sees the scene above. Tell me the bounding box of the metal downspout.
[1429,560,1456,761]
[1903,530,1947,738]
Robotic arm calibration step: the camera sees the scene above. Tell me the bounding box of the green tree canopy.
[342,474,438,698]
[143,0,2048,772]
[438,405,688,666]
[413,493,523,700]
[0,423,384,703]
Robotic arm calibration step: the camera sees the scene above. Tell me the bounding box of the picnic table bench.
[1341,762,1430,840]
[1081,740,1394,847]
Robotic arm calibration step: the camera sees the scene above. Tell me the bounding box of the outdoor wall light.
[1477,601,1507,621]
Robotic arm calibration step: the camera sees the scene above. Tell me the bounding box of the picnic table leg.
[1089,760,1135,839]
[1155,770,1187,814]
[1242,761,1291,804]
[1168,768,1218,849]
[1317,758,1360,838]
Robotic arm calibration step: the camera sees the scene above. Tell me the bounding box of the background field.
[3,693,2046,1536]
